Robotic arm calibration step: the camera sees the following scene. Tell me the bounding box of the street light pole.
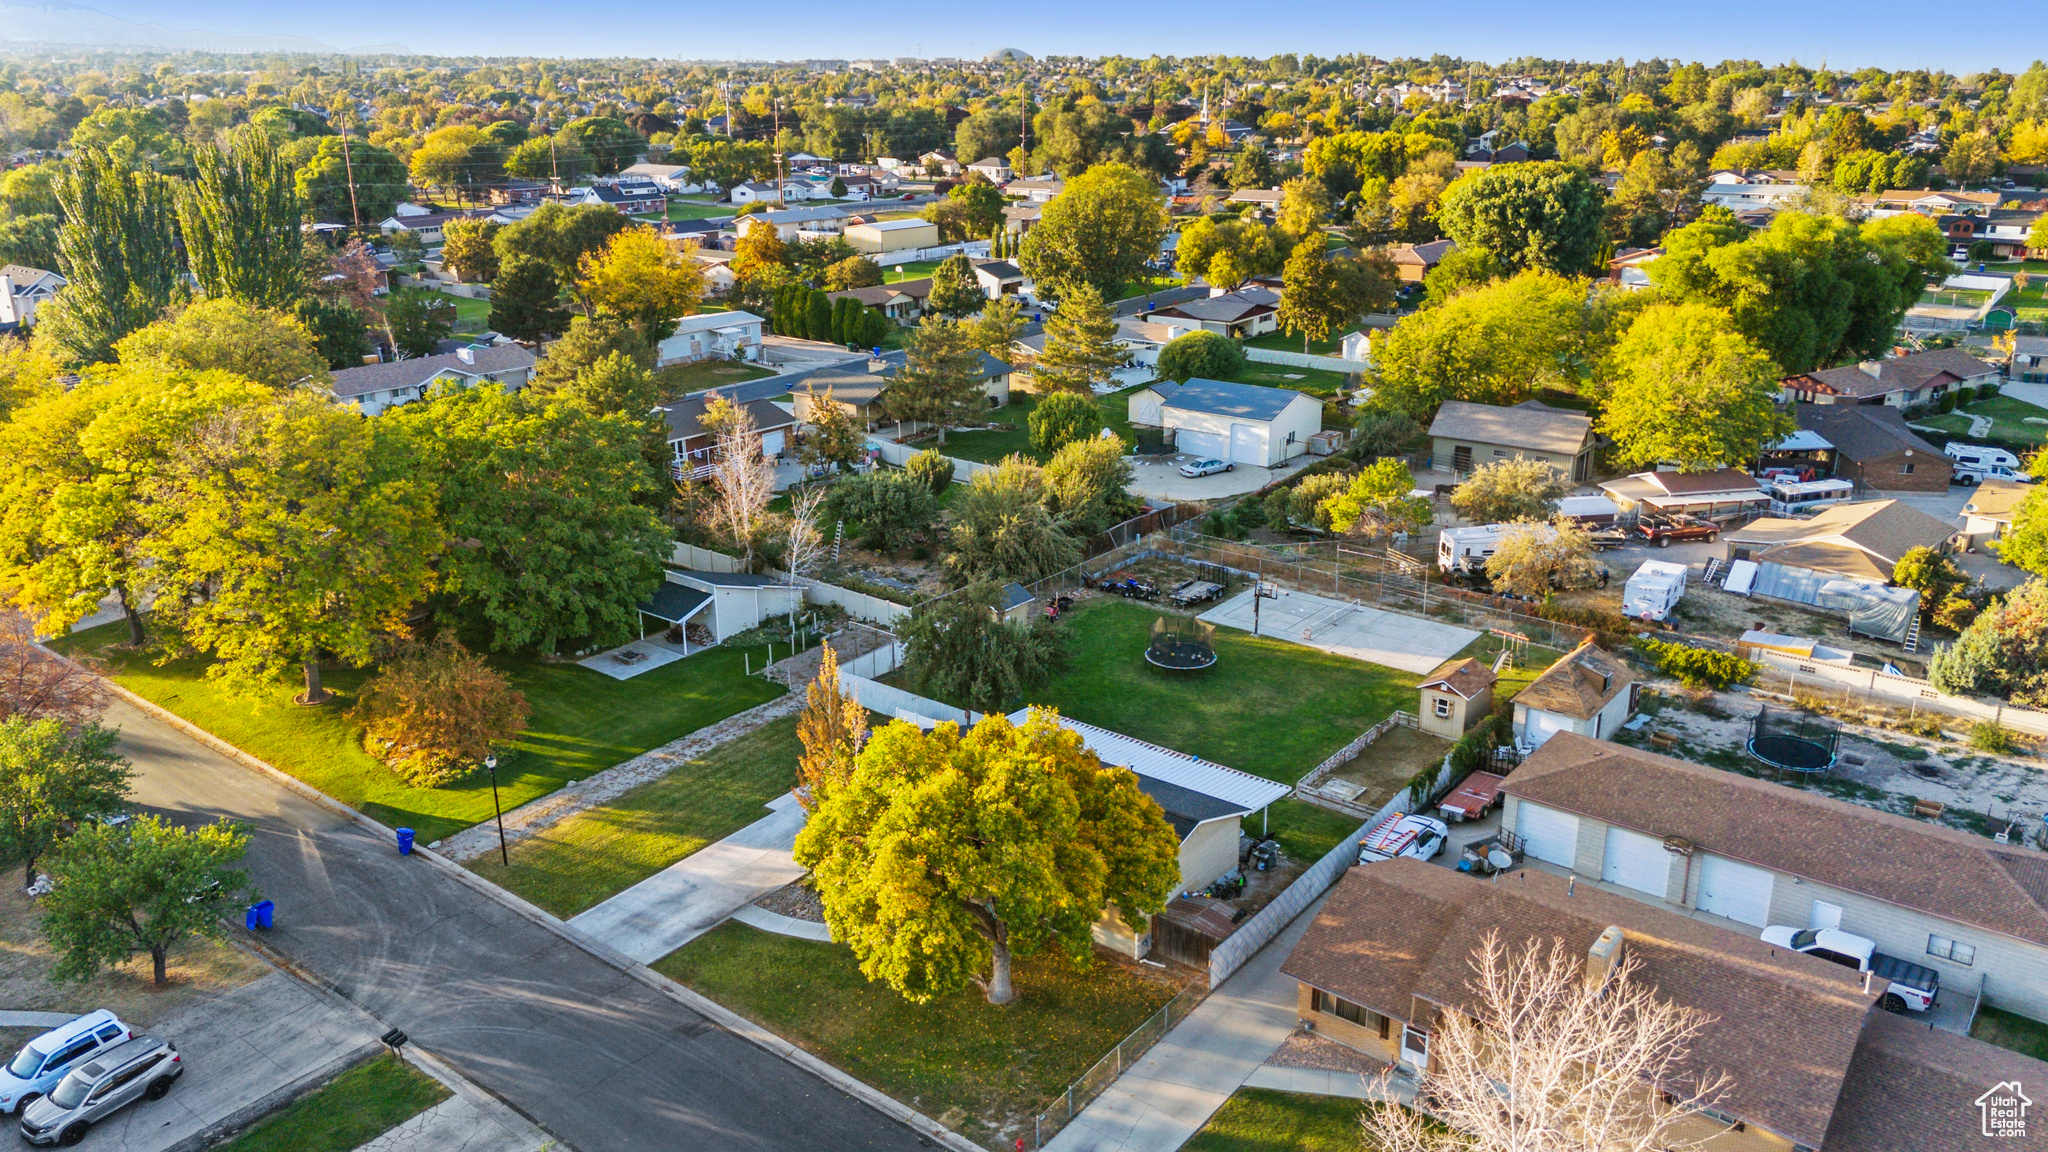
[485,754,508,867]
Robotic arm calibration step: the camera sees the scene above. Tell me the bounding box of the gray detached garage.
[1127,378,1324,468]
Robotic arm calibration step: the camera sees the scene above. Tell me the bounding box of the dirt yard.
[1552,576,1932,677]
[0,881,270,1028]
[1621,686,2048,846]
[1324,725,1455,812]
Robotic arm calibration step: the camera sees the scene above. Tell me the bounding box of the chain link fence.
[1028,979,1207,1149]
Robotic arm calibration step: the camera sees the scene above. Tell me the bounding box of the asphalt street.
[106,696,934,1152]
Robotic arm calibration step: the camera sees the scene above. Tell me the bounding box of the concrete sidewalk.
[569,793,809,962]
[1043,896,1328,1152]
[348,1049,550,1152]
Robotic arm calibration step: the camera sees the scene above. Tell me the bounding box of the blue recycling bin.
[244,904,260,931]
[396,827,415,856]
[254,899,273,929]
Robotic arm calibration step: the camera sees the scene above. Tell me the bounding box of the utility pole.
[340,132,361,233]
[1019,81,1028,173]
[549,137,561,193]
[774,98,785,206]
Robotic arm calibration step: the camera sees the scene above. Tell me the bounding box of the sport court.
[1200,586,1481,674]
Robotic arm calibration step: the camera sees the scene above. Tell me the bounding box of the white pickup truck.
[1760,926,1940,1013]
[1357,814,1449,865]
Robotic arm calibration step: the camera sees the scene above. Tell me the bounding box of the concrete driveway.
[1127,454,1311,503]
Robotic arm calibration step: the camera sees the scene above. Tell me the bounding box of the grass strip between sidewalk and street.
[466,715,804,918]
[655,920,1187,1148]
[1184,1087,1370,1152]
[54,621,786,844]
[210,1054,448,1152]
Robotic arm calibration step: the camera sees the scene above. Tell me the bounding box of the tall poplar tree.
[37,147,182,365]
[178,130,310,310]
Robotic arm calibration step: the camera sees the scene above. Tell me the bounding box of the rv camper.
[1623,559,1688,622]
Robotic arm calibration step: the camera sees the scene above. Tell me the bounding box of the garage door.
[1516,803,1580,868]
[1177,429,1227,459]
[1601,828,1669,897]
[1697,854,1775,927]
[1229,422,1267,466]
[760,430,786,458]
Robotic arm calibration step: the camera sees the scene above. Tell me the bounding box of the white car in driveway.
[1357,814,1449,864]
[1179,458,1234,478]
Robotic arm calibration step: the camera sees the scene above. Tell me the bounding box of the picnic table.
[1168,579,1224,606]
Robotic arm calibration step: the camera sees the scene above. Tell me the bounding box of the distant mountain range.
[0,1,408,54]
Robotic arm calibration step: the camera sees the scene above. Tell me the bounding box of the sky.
[50,0,2048,72]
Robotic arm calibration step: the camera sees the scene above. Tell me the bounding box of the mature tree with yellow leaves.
[578,228,705,345]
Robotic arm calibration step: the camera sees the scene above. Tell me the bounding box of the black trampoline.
[1145,615,1218,671]
[1747,706,1838,773]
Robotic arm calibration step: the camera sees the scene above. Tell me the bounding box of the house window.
[1311,989,1390,1038]
[1491,449,1507,457]
[1928,935,1976,965]
[1900,462,1915,474]
[1433,697,1452,718]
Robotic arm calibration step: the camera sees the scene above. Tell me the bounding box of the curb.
[163,1039,382,1152]
[95,678,985,1152]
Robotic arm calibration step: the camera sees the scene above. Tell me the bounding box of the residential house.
[569,182,668,216]
[733,204,856,241]
[1794,404,1951,492]
[1000,202,1042,237]
[826,278,933,324]
[729,180,816,205]
[1823,1010,2048,1152]
[792,351,1013,427]
[845,218,940,256]
[2011,334,2048,383]
[1217,119,1256,144]
[1723,499,1960,583]
[327,344,537,417]
[1004,176,1063,203]
[1598,469,1769,521]
[0,264,64,329]
[1700,171,1809,211]
[965,156,1013,183]
[656,393,798,477]
[1426,399,1596,482]
[1779,349,1999,408]
[972,259,1024,298]
[1500,732,2048,1019]
[1150,289,1279,339]
[1416,658,1496,739]
[1128,378,1322,467]
[1962,479,2029,550]
[376,208,513,246]
[1386,238,1455,283]
[1605,246,1660,289]
[916,150,962,175]
[1226,186,1285,213]
[654,311,765,366]
[1511,641,1635,750]
[614,162,699,193]
[1284,858,1876,1152]
[1863,188,2001,217]
[688,250,738,296]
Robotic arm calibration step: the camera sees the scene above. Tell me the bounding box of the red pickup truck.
[1637,514,1720,547]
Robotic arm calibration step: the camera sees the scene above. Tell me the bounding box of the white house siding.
[1180,818,1243,893]
[1163,397,1320,468]
[1514,691,1634,748]
[1129,389,1169,427]
[1501,795,2048,1020]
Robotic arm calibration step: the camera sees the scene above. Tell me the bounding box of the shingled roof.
[1502,734,2048,949]
[1420,657,1495,700]
[1783,349,1996,400]
[1282,860,1875,1149]
[1427,399,1593,456]
[1512,643,1632,721]
[1822,1009,2048,1151]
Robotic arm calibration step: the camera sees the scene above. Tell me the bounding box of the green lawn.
[2010,273,2048,324]
[1238,362,1356,398]
[1243,330,1351,356]
[1185,1088,1368,1152]
[655,920,1184,1146]
[1973,1005,2048,1060]
[940,384,1149,465]
[1115,275,1186,303]
[663,200,733,221]
[1256,796,1367,865]
[467,715,803,917]
[883,260,943,281]
[57,622,786,844]
[654,358,777,396]
[1017,599,1421,782]
[1917,288,1994,308]
[213,1055,447,1152]
[1917,396,2048,449]
[437,292,493,332]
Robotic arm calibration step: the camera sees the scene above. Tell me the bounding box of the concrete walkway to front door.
[568,793,808,963]
[1043,895,1327,1152]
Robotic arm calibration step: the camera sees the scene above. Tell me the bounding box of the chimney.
[456,346,476,365]
[1857,359,1884,379]
[1585,926,1625,997]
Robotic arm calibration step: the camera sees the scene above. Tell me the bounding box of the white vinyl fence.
[863,436,1000,481]
[837,671,976,728]
[669,542,745,573]
[1751,650,2048,738]
[800,577,913,625]
[1208,747,1462,986]
[876,239,990,267]
[839,641,905,680]
[1244,348,1363,373]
